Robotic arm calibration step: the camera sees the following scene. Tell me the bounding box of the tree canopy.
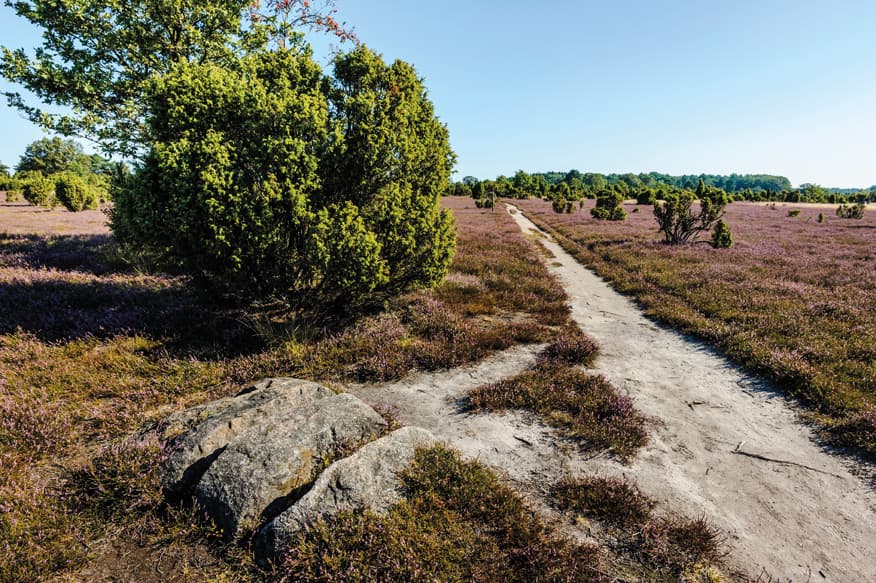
[1,0,354,157]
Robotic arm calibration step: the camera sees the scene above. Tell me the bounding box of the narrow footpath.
[506,204,876,581]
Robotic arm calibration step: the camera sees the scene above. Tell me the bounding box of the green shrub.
[787,209,800,217]
[817,212,825,223]
[636,189,657,205]
[19,171,58,208]
[111,46,455,313]
[711,219,733,248]
[590,187,626,221]
[551,197,567,213]
[653,181,727,245]
[54,172,99,211]
[836,202,865,219]
[1,177,22,202]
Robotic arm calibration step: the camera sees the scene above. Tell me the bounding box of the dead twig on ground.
[731,448,843,479]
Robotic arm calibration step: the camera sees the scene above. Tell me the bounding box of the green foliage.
[1,0,352,157]
[787,209,801,217]
[836,202,865,219]
[710,220,733,249]
[818,212,825,223]
[112,46,455,313]
[54,172,100,212]
[653,182,727,245]
[635,188,657,205]
[0,175,22,201]
[551,197,567,213]
[16,138,90,175]
[19,171,58,208]
[590,187,626,221]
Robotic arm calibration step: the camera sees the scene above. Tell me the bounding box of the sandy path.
[348,344,575,488]
[506,204,876,581]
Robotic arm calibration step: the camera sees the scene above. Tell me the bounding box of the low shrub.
[654,181,727,245]
[591,188,626,221]
[468,364,648,459]
[787,209,800,217]
[54,172,100,212]
[112,47,456,313]
[19,172,58,208]
[639,515,724,570]
[275,445,608,582]
[551,475,653,528]
[711,219,733,248]
[540,325,599,366]
[636,190,657,205]
[836,202,865,219]
[550,475,725,574]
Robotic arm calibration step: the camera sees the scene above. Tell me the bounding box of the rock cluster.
[157,377,436,560]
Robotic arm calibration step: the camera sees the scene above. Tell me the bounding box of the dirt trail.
[506,204,876,581]
[348,344,573,487]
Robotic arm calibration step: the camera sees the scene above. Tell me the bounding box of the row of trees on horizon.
[448,169,876,205]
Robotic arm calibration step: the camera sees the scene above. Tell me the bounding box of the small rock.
[257,426,437,560]
[160,378,332,495]
[195,393,387,538]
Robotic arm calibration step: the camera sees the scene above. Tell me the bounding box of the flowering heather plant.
[550,475,726,576]
[468,364,648,460]
[0,196,593,580]
[517,198,876,456]
[276,445,609,582]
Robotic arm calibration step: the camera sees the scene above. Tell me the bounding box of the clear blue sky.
[2,0,875,187]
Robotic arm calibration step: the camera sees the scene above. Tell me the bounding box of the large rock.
[194,393,387,537]
[160,378,332,495]
[257,426,437,560]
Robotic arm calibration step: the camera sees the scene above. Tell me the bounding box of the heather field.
[516,198,876,456]
[0,198,669,581]
[0,198,563,580]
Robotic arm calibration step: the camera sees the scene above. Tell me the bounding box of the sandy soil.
[505,204,876,581]
[348,344,571,488]
[346,202,876,581]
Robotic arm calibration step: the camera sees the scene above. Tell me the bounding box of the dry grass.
[0,197,610,581]
[516,198,876,457]
[274,445,609,582]
[551,475,726,578]
[467,364,648,461]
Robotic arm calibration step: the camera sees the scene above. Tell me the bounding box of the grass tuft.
[551,475,653,528]
[273,445,609,582]
[550,475,725,576]
[540,325,600,366]
[468,364,648,460]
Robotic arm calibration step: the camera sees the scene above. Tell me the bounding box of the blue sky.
[2,0,875,187]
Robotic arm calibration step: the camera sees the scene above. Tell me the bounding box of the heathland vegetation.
[1,0,871,580]
[0,137,116,211]
[451,168,876,206]
[515,198,875,457]
[0,197,732,581]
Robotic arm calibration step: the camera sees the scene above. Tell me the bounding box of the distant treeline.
[448,169,876,204]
